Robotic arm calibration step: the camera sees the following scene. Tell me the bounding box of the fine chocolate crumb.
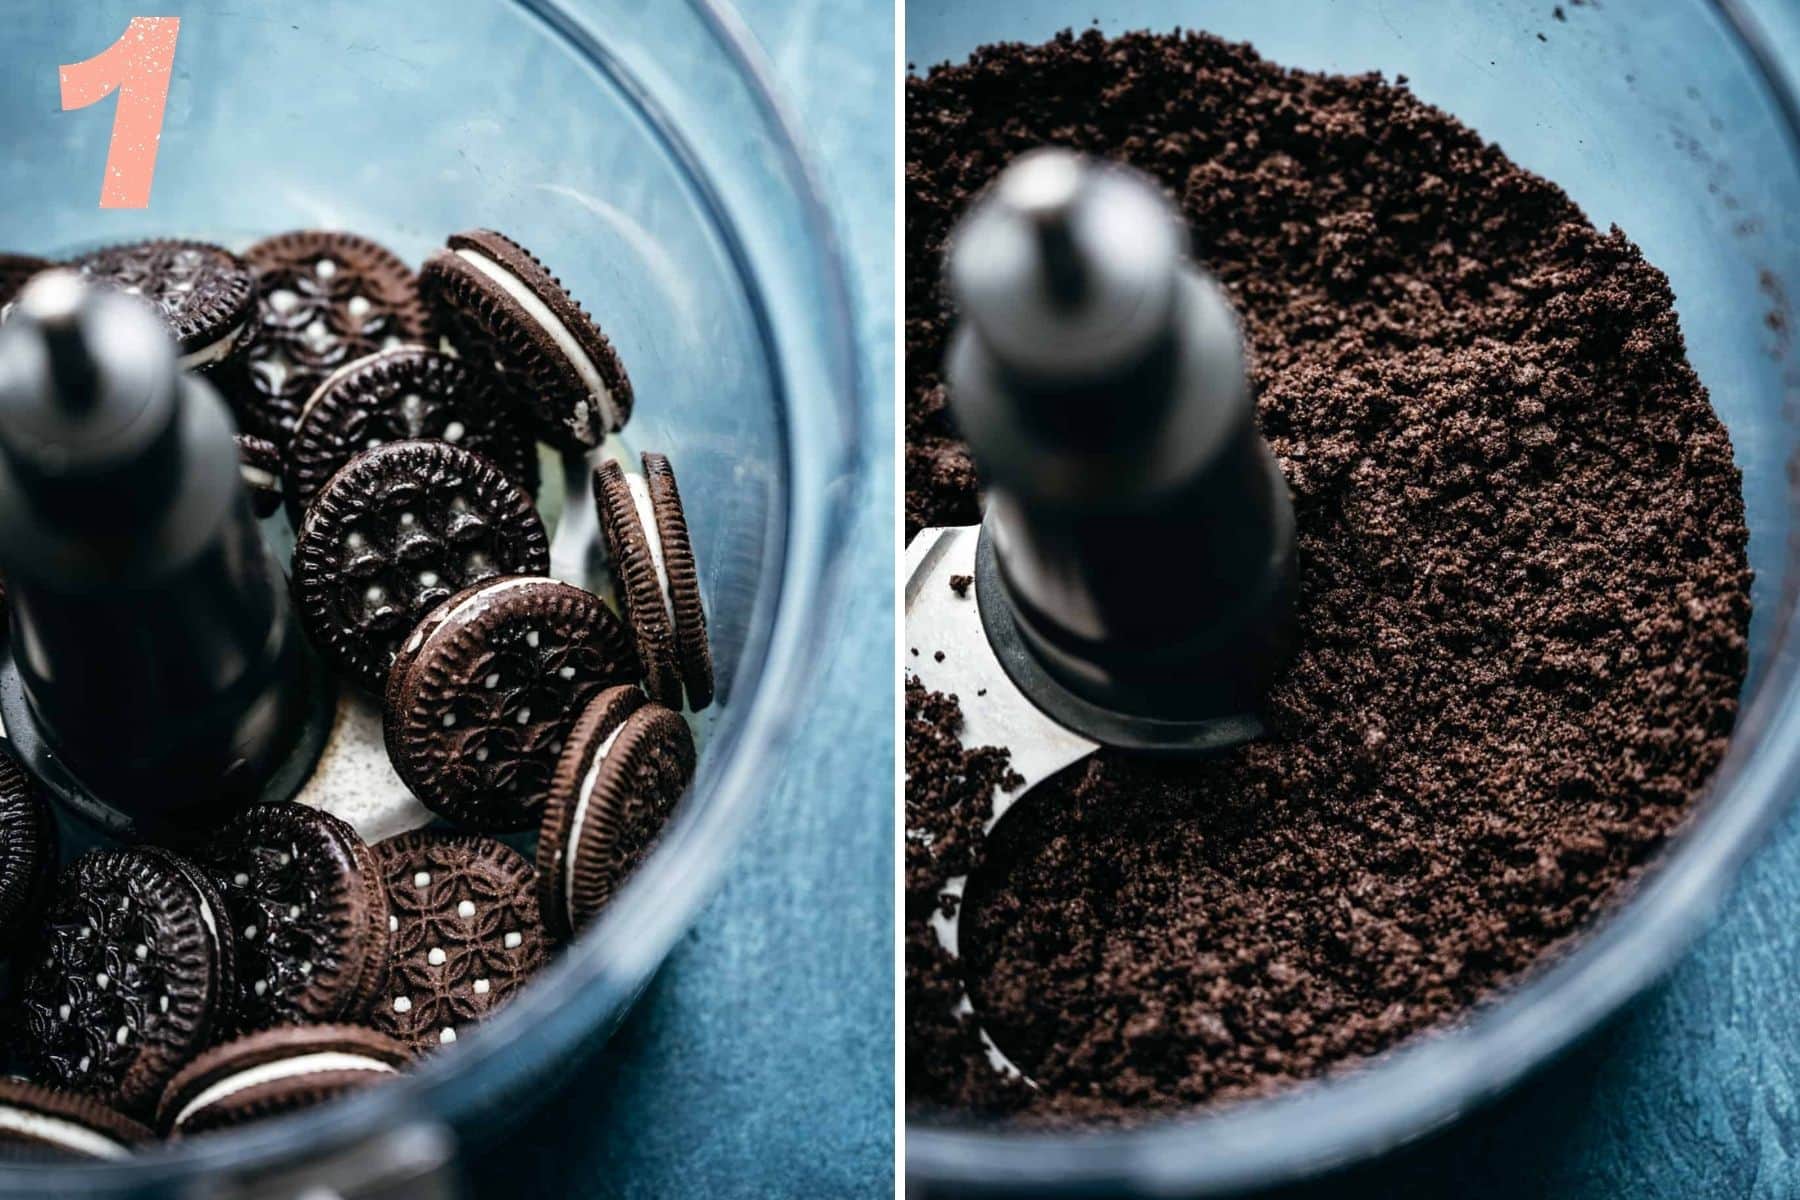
[907,917,1034,1117]
[905,679,1023,914]
[905,681,1032,1118]
[949,574,973,597]
[905,28,1750,1124]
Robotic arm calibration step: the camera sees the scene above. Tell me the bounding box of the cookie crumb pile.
[0,226,720,1151]
[906,29,1751,1124]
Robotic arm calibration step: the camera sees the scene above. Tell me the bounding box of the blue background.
[468,0,894,1196]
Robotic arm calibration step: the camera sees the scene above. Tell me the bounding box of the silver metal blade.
[906,523,1099,1084]
[906,524,1096,805]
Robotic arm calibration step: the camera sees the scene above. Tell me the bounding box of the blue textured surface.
[465,1,893,1197]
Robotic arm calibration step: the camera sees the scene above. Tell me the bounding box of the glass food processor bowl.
[0,0,859,1194]
[907,0,1800,1195]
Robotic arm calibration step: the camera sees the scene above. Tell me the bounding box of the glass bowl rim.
[0,0,866,1188]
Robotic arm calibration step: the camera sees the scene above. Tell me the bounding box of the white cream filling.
[189,877,218,940]
[163,854,220,942]
[454,248,615,436]
[401,576,545,658]
[623,472,677,634]
[173,1052,397,1130]
[564,721,628,917]
[0,1107,129,1160]
[178,319,247,370]
[239,465,277,490]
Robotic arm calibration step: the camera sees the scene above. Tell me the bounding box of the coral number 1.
[60,17,182,210]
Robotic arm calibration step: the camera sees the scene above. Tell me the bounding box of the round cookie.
[291,439,550,694]
[0,1080,151,1160]
[234,433,285,519]
[72,240,255,376]
[384,577,640,831]
[593,452,714,711]
[536,686,695,938]
[369,832,546,1053]
[0,253,56,309]
[284,346,536,524]
[0,739,58,956]
[238,231,430,445]
[155,1024,410,1138]
[419,229,632,449]
[17,848,235,1116]
[194,802,392,1033]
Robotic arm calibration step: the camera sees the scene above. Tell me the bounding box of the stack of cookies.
[0,227,715,1155]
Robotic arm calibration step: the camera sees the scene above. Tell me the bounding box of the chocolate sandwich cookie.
[384,577,639,831]
[536,686,695,938]
[369,832,546,1052]
[284,346,536,525]
[419,229,632,449]
[238,231,430,445]
[18,849,235,1115]
[155,1024,410,1137]
[292,439,551,693]
[0,254,55,308]
[234,433,285,519]
[0,1080,151,1160]
[593,452,714,710]
[73,240,255,378]
[0,740,57,956]
[195,803,392,1033]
